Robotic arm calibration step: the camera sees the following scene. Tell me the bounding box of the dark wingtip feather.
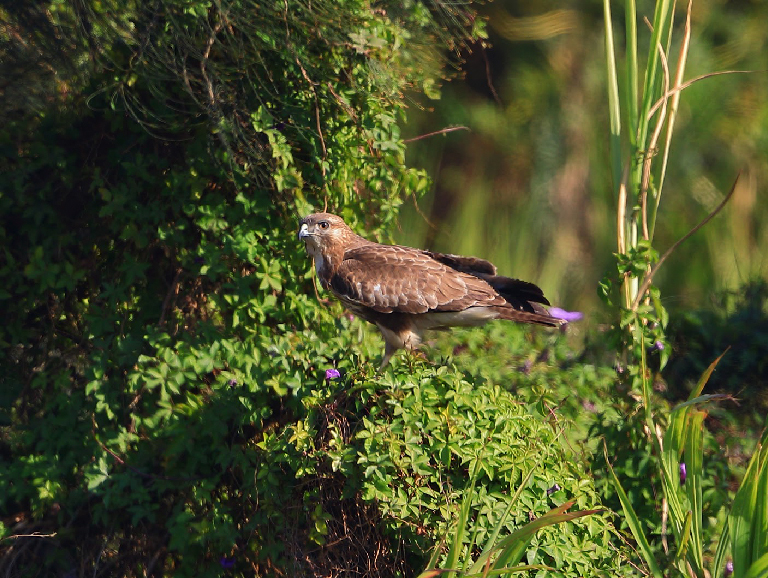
[426,251,497,276]
[494,307,566,327]
[485,276,551,309]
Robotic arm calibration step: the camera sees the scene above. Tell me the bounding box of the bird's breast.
[313,251,326,276]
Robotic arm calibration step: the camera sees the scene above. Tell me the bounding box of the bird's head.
[298,213,351,255]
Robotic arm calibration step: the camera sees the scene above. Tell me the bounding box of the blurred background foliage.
[399,0,768,318]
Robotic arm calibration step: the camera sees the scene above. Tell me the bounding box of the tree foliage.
[0,1,625,576]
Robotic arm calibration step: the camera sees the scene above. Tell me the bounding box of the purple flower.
[325,368,341,380]
[654,341,665,351]
[549,308,584,322]
[724,560,733,577]
[220,556,235,569]
[679,462,687,485]
[519,358,533,376]
[546,483,561,496]
[227,378,238,388]
[582,400,597,412]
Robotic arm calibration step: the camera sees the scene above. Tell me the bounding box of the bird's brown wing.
[426,250,550,310]
[329,245,505,314]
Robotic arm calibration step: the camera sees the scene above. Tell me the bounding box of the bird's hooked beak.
[298,222,311,241]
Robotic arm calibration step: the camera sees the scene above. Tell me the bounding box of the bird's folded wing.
[425,251,497,276]
[330,245,503,314]
[426,251,550,307]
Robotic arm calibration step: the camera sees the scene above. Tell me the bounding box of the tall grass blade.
[671,393,733,411]
[651,0,692,239]
[624,0,638,146]
[684,410,705,574]
[640,40,670,241]
[690,348,730,400]
[637,0,672,149]
[604,440,664,578]
[472,462,539,571]
[639,338,661,457]
[712,522,731,578]
[420,544,446,578]
[676,510,692,561]
[492,501,602,551]
[743,551,768,578]
[464,500,601,574]
[661,406,688,538]
[730,439,764,577]
[603,0,623,193]
[749,430,768,574]
[663,353,730,562]
[416,571,454,578]
[445,463,480,574]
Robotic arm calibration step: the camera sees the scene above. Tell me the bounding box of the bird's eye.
[319,221,330,229]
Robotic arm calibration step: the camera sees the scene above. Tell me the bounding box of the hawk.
[298,212,565,367]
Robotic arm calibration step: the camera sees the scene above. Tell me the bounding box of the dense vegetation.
[1,1,766,577]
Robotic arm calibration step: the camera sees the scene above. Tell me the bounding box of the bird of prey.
[298,212,565,367]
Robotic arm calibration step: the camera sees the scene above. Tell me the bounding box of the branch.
[159,268,182,326]
[647,70,758,119]
[1,532,57,541]
[403,126,470,143]
[630,174,740,312]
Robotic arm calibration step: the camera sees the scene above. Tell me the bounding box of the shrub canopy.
[0,1,623,576]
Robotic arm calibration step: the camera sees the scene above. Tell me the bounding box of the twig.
[481,45,503,106]
[647,69,758,119]
[630,174,740,312]
[1,532,57,541]
[201,22,223,110]
[326,81,357,120]
[159,268,182,326]
[409,192,438,232]
[180,56,203,109]
[403,126,470,143]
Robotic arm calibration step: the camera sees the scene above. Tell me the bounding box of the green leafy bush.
[0,1,476,575]
[0,1,630,577]
[354,362,627,577]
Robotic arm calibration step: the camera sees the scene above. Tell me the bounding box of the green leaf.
[730,431,768,578]
[604,441,663,578]
[744,551,768,578]
[683,410,705,574]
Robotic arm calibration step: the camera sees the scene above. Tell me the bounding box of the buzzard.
[298,213,565,367]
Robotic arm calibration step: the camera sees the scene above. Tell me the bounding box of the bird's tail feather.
[494,306,565,328]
